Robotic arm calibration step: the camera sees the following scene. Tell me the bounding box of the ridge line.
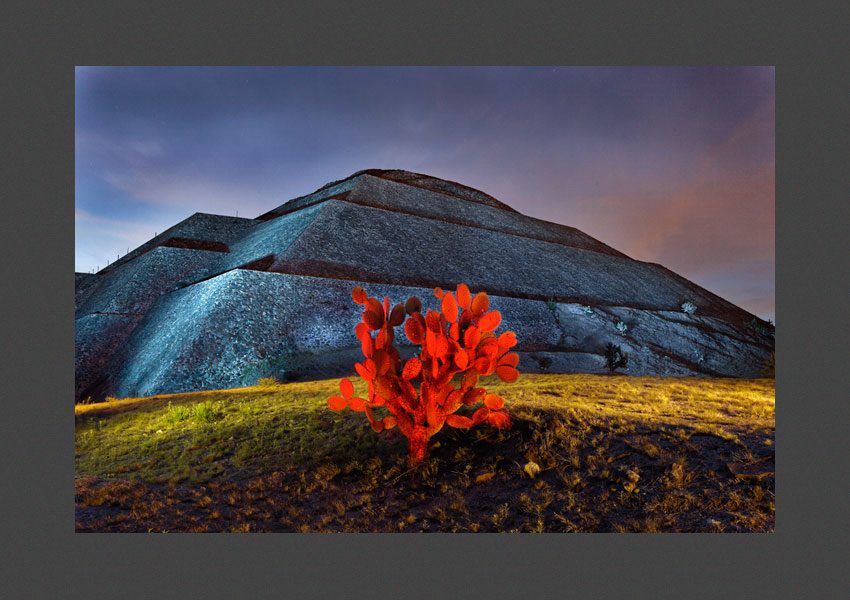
[266,195,629,259]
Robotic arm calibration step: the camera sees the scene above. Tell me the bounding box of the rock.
[727,458,774,480]
[523,461,541,478]
[475,472,496,484]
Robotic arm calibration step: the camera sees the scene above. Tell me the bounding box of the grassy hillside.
[75,374,774,532]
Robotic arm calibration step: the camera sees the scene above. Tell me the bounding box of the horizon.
[75,66,774,321]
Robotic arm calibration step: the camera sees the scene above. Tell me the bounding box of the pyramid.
[75,169,775,402]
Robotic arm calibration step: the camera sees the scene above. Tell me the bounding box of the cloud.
[75,68,774,319]
[543,99,774,318]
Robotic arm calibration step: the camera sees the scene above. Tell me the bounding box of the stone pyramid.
[75,169,775,402]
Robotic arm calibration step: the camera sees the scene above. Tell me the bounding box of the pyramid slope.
[203,202,326,276]
[103,271,771,399]
[264,199,753,323]
[96,213,257,276]
[76,247,223,318]
[75,169,774,401]
[260,169,516,216]
[75,272,99,309]
[258,172,624,257]
[369,169,519,211]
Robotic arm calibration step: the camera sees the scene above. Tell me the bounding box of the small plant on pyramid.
[604,342,629,373]
[327,283,519,466]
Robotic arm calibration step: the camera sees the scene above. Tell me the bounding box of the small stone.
[475,472,496,484]
[727,460,773,480]
[523,461,541,478]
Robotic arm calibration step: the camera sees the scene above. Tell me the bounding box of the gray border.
[3,1,848,598]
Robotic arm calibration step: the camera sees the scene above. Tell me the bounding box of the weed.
[192,401,223,424]
[164,402,192,425]
[491,503,510,528]
[604,343,629,373]
[535,354,553,370]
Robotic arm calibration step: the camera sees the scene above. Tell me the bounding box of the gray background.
[2,1,848,598]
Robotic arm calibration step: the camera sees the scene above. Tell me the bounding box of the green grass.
[75,374,775,532]
[75,379,394,484]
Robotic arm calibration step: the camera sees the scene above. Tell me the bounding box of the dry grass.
[75,374,774,532]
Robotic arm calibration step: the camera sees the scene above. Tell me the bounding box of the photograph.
[74,66,775,533]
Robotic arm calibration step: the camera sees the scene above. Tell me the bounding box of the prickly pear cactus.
[327,283,518,465]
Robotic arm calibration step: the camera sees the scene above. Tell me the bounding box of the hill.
[75,374,775,532]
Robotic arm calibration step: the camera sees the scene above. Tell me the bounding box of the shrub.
[535,354,553,370]
[681,301,697,315]
[747,318,775,337]
[164,401,223,426]
[604,343,628,373]
[256,377,279,387]
[164,402,192,425]
[615,320,628,335]
[582,305,594,316]
[192,401,223,424]
[327,283,518,466]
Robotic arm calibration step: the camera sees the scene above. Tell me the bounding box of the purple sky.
[75,67,774,321]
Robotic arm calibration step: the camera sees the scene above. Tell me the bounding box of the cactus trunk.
[407,427,429,466]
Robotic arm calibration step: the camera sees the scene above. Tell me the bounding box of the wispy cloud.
[75,67,774,319]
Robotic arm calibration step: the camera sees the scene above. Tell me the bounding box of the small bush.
[747,318,775,337]
[615,320,628,335]
[604,343,629,373]
[582,305,594,316]
[164,402,192,425]
[681,301,697,315]
[535,355,553,370]
[256,377,279,387]
[163,401,224,426]
[192,401,223,424]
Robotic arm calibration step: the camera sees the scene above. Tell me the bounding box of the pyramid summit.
[75,169,774,402]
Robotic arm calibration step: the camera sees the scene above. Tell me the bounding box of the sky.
[75,66,775,321]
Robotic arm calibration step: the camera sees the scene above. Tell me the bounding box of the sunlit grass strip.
[75,374,774,485]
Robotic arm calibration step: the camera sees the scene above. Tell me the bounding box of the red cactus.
[327,283,519,466]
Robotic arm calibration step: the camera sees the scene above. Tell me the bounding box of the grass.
[75,374,774,532]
